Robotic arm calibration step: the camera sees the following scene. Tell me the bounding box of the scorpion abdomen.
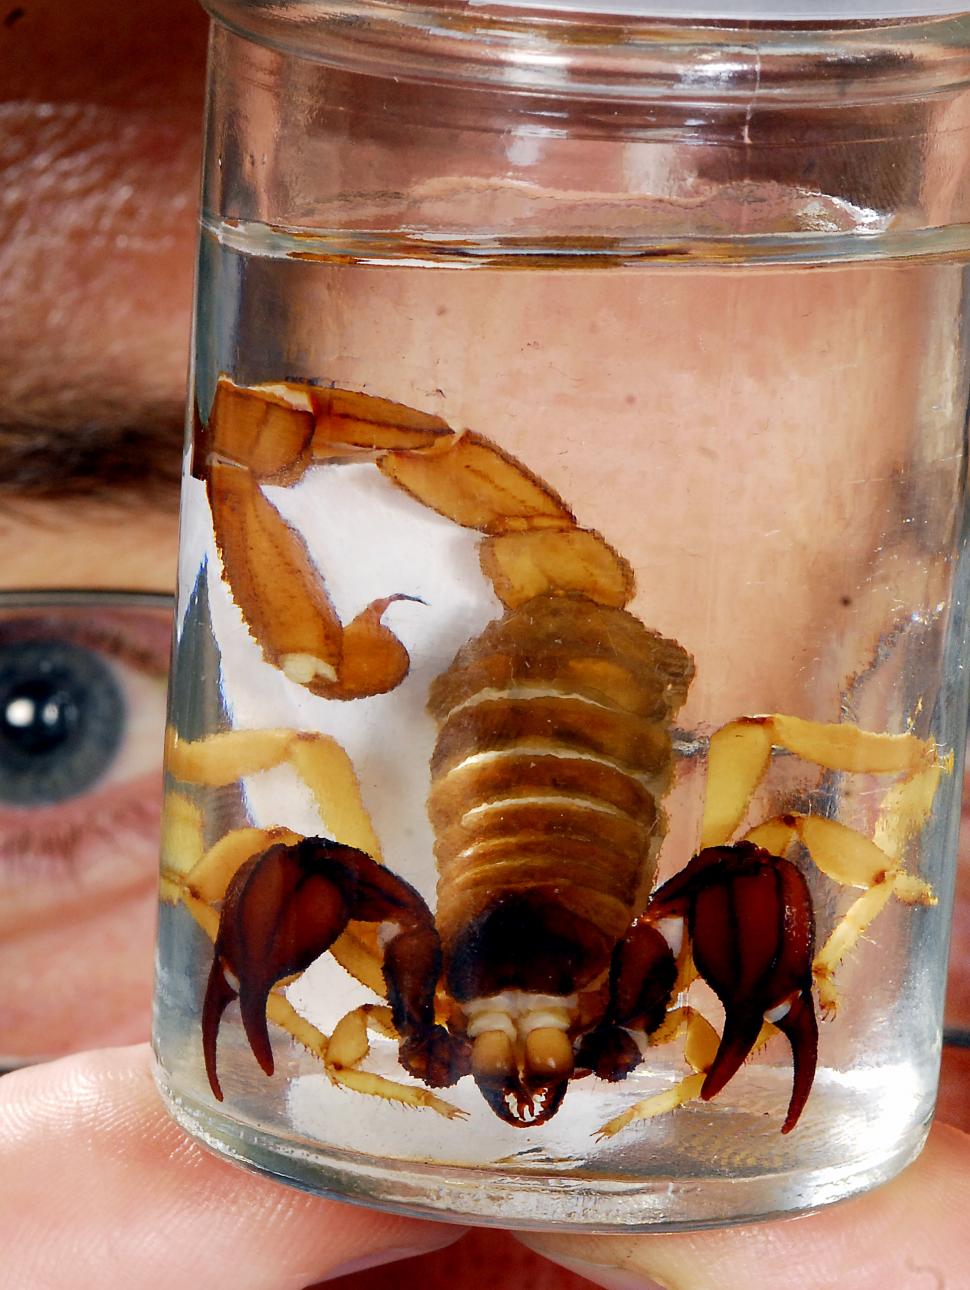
[427,593,694,1003]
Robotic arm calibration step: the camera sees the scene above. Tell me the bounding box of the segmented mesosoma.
[427,594,693,1073]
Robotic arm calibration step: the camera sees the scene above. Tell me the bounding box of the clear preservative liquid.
[154,211,968,1230]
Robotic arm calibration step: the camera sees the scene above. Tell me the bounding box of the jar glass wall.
[154,2,970,1230]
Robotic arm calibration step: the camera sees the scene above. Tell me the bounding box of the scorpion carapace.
[160,375,943,1138]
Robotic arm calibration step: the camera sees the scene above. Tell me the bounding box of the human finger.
[517,1122,970,1290]
[938,1043,970,1130]
[0,1044,462,1290]
[325,1229,599,1290]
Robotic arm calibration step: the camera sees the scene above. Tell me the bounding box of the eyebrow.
[0,402,185,506]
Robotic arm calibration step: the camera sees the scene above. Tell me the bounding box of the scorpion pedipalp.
[575,919,678,1082]
[648,841,818,1133]
[203,840,354,1097]
[201,836,465,1101]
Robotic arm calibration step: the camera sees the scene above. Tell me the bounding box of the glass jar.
[154,0,970,1231]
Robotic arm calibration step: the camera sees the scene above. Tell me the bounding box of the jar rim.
[473,0,965,13]
[202,1,970,103]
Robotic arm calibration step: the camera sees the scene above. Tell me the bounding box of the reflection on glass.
[0,590,173,1065]
[945,731,970,1043]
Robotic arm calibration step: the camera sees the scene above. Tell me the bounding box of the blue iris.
[0,640,124,806]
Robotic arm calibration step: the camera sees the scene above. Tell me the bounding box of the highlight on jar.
[158,375,949,1145]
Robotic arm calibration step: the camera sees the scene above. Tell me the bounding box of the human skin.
[0,0,195,1060]
[1,2,969,1288]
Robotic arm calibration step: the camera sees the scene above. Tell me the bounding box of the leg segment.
[165,726,387,992]
[324,1004,466,1117]
[596,1007,722,1139]
[701,714,937,849]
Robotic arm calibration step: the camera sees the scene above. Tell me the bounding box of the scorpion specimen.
[160,375,943,1136]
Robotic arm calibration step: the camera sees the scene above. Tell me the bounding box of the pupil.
[2,678,80,754]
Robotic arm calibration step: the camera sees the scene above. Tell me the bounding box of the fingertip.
[517,1123,970,1290]
[0,1045,463,1290]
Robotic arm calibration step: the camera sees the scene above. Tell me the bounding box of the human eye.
[0,590,173,1066]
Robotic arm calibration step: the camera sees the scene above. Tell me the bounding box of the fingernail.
[544,1252,667,1290]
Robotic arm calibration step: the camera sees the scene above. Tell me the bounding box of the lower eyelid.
[0,773,163,916]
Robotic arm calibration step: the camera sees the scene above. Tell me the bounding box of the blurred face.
[0,0,204,1059]
[0,0,967,1147]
